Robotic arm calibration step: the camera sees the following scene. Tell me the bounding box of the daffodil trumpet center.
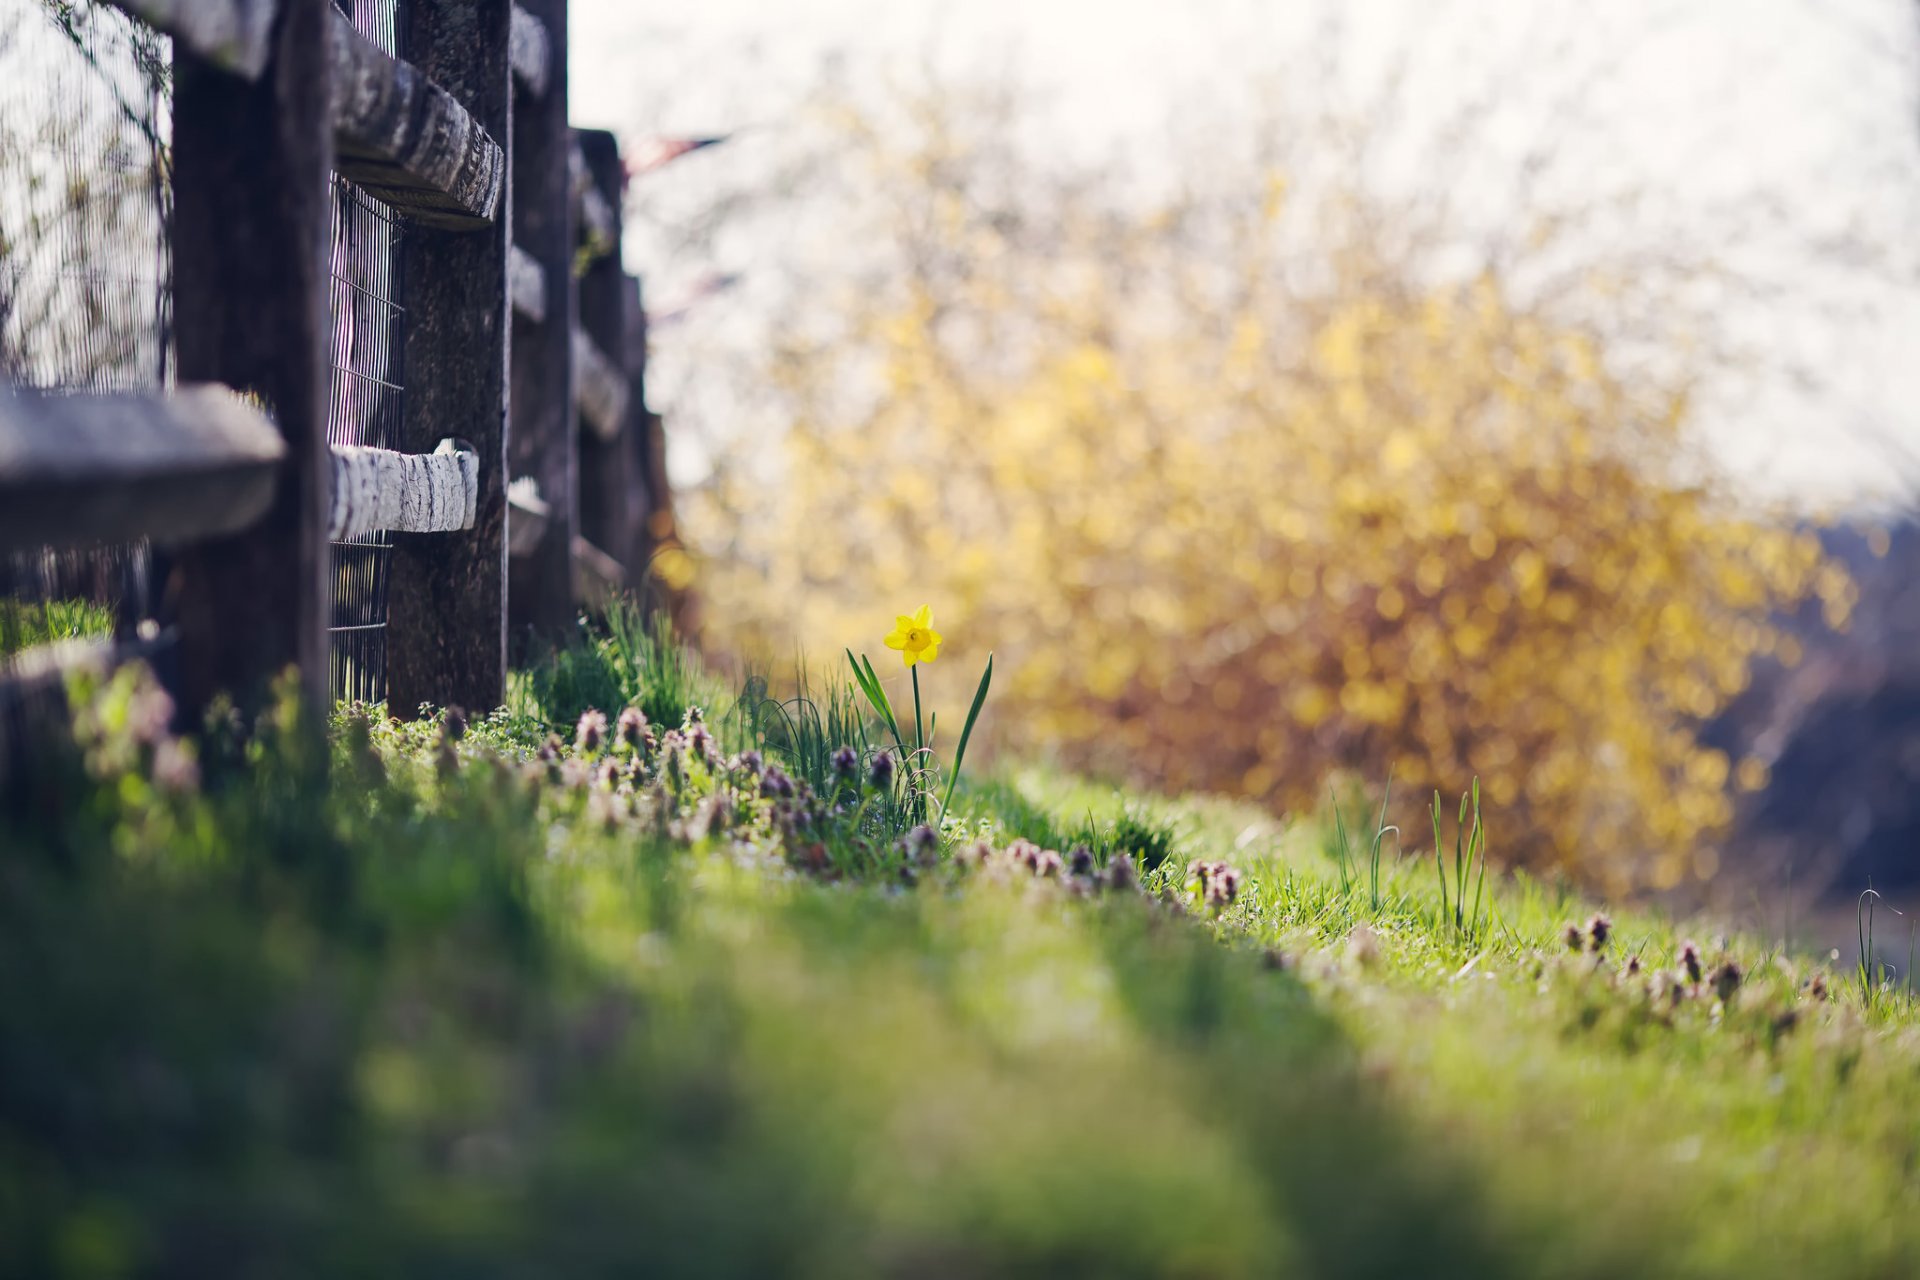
[883,607,942,669]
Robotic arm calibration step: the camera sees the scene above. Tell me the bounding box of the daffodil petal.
[902,647,919,668]
[918,643,939,663]
[924,629,943,648]
[884,630,908,650]
[895,614,917,632]
[913,604,932,628]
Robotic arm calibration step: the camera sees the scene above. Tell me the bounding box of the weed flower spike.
[575,708,607,755]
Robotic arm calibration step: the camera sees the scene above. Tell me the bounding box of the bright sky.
[570,0,1920,510]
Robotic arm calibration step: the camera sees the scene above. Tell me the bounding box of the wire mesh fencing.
[325,0,410,706]
[0,0,172,642]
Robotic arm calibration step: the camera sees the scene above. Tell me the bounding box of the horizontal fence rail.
[114,0,279,79]
[0,387,285,552]
[571,534,621,610]
[509,243,547,322]
[329,8,507,229]
[509,4,551,96]
[573,329,629,442]
[328,439,480,539]
[507,477,551,556]
[571,138,618,261]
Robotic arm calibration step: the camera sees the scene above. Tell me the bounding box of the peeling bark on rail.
[329,8,506,228]
[327,440,479,540]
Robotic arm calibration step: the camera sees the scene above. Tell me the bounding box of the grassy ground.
[4,614,1918,1278]
[0,598,115,658]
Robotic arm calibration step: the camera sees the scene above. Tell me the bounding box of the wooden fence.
[0,0,673,730]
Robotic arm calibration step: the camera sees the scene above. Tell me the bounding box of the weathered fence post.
[573,127,634,603]
[168,0,333,720]
[387,0,514,716]
[622,274,661,588]
[506,0,577,651]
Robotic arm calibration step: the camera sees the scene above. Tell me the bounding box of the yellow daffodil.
[883,604,943,668]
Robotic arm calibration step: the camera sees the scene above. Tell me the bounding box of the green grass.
[0,597,115,658]
[1005,767,1920,1271]
[517,598,717,735]
[6,644,1920,1277]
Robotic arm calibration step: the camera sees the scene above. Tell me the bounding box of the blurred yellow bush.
[686,87,1852,889]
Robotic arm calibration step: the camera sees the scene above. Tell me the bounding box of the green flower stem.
[911,665,927,822]
[912,666,925,758]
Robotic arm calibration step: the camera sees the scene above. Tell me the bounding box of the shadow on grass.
[0,682,1650,1278]
[1082,903,1645,1280]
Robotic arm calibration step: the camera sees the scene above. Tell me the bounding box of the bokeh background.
[596,2,1919,901]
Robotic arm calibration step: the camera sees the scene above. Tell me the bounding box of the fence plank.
[0,387,284,552]
[108,0,279,80]
[386,0,513,718]
[329,8,505,229]
[506,0,576,647]
[168,0,333,720]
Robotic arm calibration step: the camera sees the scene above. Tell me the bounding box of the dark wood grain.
[168,0,333,720]
[386,0,513,717]
[507,0,578,652]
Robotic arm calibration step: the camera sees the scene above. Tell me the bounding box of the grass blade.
[1860,887,1877,1007]
[1469,819,1489,939]
[1329,787,1353,900]
[1453,790,1468,932]
[941,652,994,817]
[847,648,907,757]
[1467,780,1488,938]
[1368,770,1394,912]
